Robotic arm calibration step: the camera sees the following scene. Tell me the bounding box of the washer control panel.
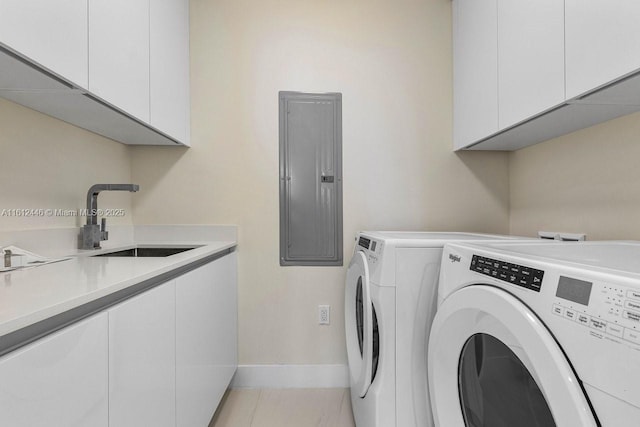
[358,236,375,251]
[357,235,381,266]
[470,255,544,292]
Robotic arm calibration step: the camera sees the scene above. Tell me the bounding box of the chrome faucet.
[80,184,139,249]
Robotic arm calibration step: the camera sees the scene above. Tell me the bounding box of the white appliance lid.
[361,231,521,242]
[469,241,640,275]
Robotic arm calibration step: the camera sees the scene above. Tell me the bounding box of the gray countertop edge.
[0,246,236,357]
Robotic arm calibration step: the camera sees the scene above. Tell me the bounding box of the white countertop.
[0,225,237,339]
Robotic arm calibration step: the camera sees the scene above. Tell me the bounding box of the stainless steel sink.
[93,246,201,257]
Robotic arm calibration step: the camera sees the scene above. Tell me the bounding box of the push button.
[627,290,640,301]
[607,323,624,338]
[590,318,607,331]
[623,310,640,323]
[564,308,577,321]
[576,313,590,326]
[625,300,640,311]
[623,328,640,346]
[552,304,564,316]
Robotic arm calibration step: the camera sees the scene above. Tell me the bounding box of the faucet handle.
[4,249,12,268]
[100,218,109,241]
[81,224,102,249]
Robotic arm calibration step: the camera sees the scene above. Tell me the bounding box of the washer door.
[428,285,598,427]
[345,251,374,397]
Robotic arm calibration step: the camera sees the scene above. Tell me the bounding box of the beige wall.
[132,0,510,365]
[0,98,133,231]
[509,111,640,240]
[7,0,639,369]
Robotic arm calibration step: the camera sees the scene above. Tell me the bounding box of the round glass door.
[345,251,374,397]
[428,285,598,427]
[459,333,555,427]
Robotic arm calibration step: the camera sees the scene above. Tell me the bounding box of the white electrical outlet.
[319,305,330,325]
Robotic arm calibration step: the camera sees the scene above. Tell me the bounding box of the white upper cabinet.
[497,0,564,129]
[0,0,88,88]
[565,0,640,99]
[89,0,150,122]
[455,0,640,150]
[0,0,191,145]
[150,0,191,145]
[453,0,498,150]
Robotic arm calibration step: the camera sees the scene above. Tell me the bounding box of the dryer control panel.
[470,255,544,292]
[552,278,640,348]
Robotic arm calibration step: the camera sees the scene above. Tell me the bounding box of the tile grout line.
[248,388,262,427]
[334,388,349,426]
[337,388,347,418]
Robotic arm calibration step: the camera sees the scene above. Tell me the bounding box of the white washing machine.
[344,231,531,427]
[429,240,640,426]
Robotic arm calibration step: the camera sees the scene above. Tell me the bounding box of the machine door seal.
[428,285,598,427]
[345,251,373,397]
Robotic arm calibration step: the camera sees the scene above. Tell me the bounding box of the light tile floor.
[209,388,356,427]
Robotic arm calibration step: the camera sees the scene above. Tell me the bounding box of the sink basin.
[94,246,201,257]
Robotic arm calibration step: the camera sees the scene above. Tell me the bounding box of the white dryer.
[429,241,640,427]
[345,232,530,427]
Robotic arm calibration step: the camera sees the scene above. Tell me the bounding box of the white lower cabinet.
[0,313,109,427]
[108,281,176,427]
[0,252,237,427]
[176,252,238,426]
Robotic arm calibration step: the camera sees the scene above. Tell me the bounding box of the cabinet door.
[108,282,176,427]
[497,0,564,129]
[89,0,150,121]
[453,0,498,149]
[150,0,191,144]
[176,253,238,427]
[0,0,88,88]
[566,0,640,99]
[0,313,108,427]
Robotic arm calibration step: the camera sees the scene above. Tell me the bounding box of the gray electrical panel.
[279,91,343,266]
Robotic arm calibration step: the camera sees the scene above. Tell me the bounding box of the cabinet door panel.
[0,0,88,88]
[453,0,498,149]
[89,0,150,121]
[566,0,640,99]
[109,282,176,427]
[150,0,190,144]
[0,313,108,427]
[176,253,238,427]
[498,0,564,129]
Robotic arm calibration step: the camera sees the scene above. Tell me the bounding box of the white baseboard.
[231,364,350,389]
